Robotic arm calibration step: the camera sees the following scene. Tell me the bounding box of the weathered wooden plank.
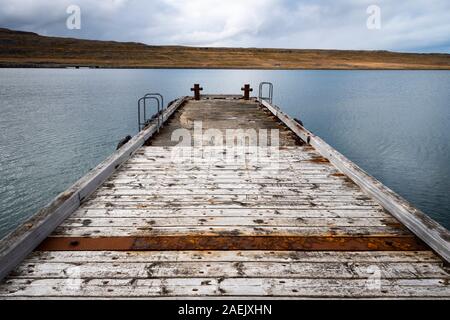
[99,182,361,190]
[10,261,448,280]
[1,278,449,298]
[134,146,312,153]
[93,188,365,197]
[117,165,334,172]
[260,99,450,263]
[22,250,442,264]
[112,167,337,173]
[80,203,382,210]
[51,225,411,237]
[125,158,323,165]
[61,217,400,228]
[72,208,391,219]
[110,172,349,179]
[116,171,336,178]
[82,194,379,204]
[123,153,318,159]
[130,150,317,156]
[109,174,353,181]
[109,177,356,185]
[88,194,376,203]
[94,184,364,192]
[81,199,380,207]
[128,157,320,164]
[121,156,330,162]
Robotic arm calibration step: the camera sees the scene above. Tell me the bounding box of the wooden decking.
[0,95,449,298]
[148,98,300,146]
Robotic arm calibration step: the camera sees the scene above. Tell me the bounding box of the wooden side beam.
[259,99,450,263]
[0,97,189,282]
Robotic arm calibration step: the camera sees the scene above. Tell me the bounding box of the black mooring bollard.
[241,84,253,100]
[191,84,203,100]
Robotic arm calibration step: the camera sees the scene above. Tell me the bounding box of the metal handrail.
[138,96,160,131]
[258,82,273,104]
[144,93,165,130]
[145,93,164,111]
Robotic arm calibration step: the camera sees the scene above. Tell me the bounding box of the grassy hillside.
[0,28,449,69]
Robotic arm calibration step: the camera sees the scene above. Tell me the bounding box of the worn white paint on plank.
[115,159,336,169]
[104,185,362,195]
[111,168,338,174]
[125,160,327,166]
[9,261,448,280]
[109,174,345,182]
[80,203,381,211]
[119,161,333,166]
[61,216,400,228]
[128,153,319,160]
[90,193,373,203]
[126,156,320,163]
[1,278,449,298]
[109,175,355,182]
[80,203,381,210]
[129,150,317,156]
[111,169,345,175]
[95,183,362,191]
[73,208,391,219]
[99,182,361,189]
[117,166,335,172]
[109,178,355,185]
[115,173,335,180]
[115,172,336,179]
[133,147,317,155]
[51,225,411,237]
[93,188,366,197]
[92,184,366,194]
[101,179,350,185]
[81,201,380,210]
[83,194,378,203]
[126,152,320,157]
[21,250,442,264]
[102,185,363,194]
[124,160,327,167]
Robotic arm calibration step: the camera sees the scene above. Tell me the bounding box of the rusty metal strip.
[37,235,427,251]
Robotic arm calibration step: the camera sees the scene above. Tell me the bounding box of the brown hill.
[0,28,449,69]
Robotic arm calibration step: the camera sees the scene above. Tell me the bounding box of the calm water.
[0,69,449,238]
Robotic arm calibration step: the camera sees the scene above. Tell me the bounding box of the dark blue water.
[0,69,449,239]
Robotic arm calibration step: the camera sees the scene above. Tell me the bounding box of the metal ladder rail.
[138,96,160,131]
[144,93,164,129]
[258,82,273,104]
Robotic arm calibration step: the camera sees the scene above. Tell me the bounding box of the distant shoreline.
[1,28,449,70]
[2,65,450,71]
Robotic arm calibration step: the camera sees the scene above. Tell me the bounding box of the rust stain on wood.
[37,235,427,251]
[331,173,346,177]
[309,156,330,164]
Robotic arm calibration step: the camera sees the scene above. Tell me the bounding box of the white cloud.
[0,0,449,52]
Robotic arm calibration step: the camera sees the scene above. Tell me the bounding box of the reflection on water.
[0,69,449,238]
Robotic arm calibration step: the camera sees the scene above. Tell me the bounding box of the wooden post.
[241,84,253,100]
[190,84,203,100]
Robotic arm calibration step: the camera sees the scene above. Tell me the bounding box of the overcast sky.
[1,0,449,52]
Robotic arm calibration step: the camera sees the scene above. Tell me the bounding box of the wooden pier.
[0,90,449,298]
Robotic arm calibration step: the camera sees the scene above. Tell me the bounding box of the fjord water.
[0,69,449,239]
